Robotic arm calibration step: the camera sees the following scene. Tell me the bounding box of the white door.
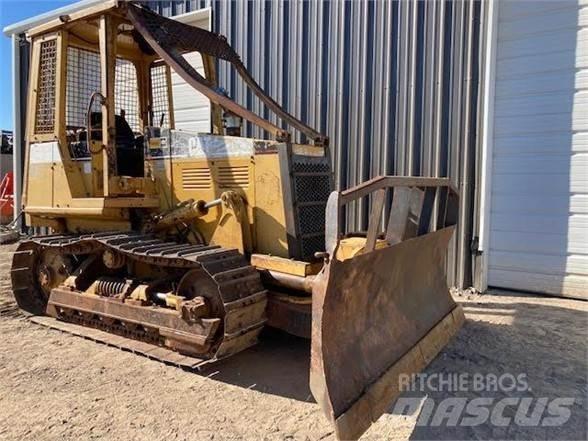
[488,0,588,299]
[170,9,212,133]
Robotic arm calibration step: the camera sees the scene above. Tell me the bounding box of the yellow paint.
[336,237,389,261]
[22,6,323,265]
[209,191,251,253]
[251,254,322,277]
[253,153,288,256]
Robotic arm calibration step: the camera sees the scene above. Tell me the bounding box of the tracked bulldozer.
[12,2,463,439]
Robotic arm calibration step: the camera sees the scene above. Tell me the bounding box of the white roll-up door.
[170,9,211,133]
[488,0,588,299]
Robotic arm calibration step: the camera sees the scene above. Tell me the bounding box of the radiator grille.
[182,167,211,190]
[290,157,331,260]
[217,165,249,188]
[298,204,327,235]
[293,174,331,203]
[300,235,327,261]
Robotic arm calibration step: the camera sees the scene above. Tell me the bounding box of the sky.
[0,0,75,131]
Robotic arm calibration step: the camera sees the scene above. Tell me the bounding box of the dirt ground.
[0,242,586,441]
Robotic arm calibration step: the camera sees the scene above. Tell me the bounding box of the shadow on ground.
[200,292,587,440]
[202,328,313,402]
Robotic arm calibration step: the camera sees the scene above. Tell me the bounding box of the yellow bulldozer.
[11,2,464,439]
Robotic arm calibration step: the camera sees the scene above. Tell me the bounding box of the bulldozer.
[11,2,464,439]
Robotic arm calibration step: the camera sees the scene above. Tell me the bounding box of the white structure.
[479,0,588,299]
[168,9,212,132]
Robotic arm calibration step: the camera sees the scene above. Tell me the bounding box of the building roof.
[2,0,103,36]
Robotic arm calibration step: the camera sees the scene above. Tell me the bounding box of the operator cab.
[69,112,145,177]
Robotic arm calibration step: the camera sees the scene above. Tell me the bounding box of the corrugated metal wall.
[142,0,487,288]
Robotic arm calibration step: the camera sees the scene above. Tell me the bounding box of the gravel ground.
[0,242,586,440]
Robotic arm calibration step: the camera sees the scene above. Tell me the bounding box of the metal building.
[138,0,486,290]
[5,0,588,298]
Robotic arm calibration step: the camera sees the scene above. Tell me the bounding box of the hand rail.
[86,91,106,154]
[324,176,459,258]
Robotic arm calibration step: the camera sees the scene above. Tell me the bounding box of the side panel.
[254,153,288,256]
[172,156,255,243]
[26,142,57,208]
[26,142,94,210]
[148,132,263,248]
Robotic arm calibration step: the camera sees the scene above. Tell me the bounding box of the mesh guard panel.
[35,40,57,134]
[289,154,332,261]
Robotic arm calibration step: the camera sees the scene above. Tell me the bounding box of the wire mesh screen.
[66,47,101,129]
[150,63,171,127]
[66,47,140,132]
[115,59,140,132]
[35,40,57,134]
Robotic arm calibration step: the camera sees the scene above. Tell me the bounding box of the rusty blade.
[310,226,461,440]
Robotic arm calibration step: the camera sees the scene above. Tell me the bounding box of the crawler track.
[11,232,267,365]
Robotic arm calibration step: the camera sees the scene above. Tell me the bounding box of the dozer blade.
[310,177,464,440]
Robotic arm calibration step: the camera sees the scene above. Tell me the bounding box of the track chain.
[11,232,267,363]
